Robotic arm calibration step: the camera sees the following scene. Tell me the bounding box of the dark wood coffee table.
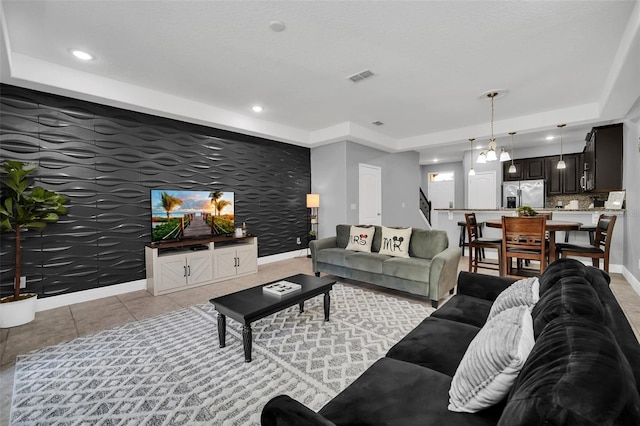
[209,273,335,362]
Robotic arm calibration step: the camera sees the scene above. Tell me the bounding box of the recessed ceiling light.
[269,21,286,32]
[433,159,439,162]
[545,136,554,141]
[252,105,263,113]
[70,49,94,61]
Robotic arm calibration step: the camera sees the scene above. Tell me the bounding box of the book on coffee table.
[263,281,302,296]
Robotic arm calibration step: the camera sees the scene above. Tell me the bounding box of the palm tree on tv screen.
[209,190,223,215]
[161,192,182,219]
[215,199,231,216]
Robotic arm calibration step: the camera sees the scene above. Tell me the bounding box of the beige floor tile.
[117,289,154,303]
[122,295,183,321]
[74,304,136,336]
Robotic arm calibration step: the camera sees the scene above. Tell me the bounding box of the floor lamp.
[306,194,320,258]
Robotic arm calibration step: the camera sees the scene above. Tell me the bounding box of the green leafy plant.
[0,161,67,301]
[516,205,538,216]
[308,230,317,240]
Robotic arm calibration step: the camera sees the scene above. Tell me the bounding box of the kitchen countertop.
[433,208,625,213]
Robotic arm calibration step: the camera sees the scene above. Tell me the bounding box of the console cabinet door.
[214,247,238,280]
[159,257,188,292]
[187,252,213,285]
[236,245,258,276]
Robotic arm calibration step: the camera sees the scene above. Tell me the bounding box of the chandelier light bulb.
[509,163,517,173]
[499,147,511,162]
[477,151,487,164]
[508,131,517,173]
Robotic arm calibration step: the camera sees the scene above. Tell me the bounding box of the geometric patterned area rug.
[10,283,434,425]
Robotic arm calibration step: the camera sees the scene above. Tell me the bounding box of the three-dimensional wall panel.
[0,84,310,298]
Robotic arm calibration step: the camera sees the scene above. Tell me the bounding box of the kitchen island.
[432,209,625,272]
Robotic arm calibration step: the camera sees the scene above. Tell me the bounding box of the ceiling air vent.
[347,69,374,83]
[372,121,384,126]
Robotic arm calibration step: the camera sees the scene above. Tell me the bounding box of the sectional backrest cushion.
[498,316,640,425]
[336,224,353,248]
[538,258,587,295]
[531,276,604,339]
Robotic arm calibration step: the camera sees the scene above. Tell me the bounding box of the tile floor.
[1,256,639,424]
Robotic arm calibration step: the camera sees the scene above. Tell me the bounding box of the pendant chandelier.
[557,124,566,169]
[477,91,510,163]
[468,138,476,176]
[508,132,517,173]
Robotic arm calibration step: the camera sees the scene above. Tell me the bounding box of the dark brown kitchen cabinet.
[503,157,545,181]
[584,123,623,192]
[546,153,582,195]
[503,160,524,181]
[524,157,545,180]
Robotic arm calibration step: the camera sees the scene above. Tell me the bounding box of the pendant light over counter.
[557,124,567,170]
[508,132,517,174]
[468,138,476,176]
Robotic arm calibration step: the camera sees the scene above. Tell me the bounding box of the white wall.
[622,97,640,286]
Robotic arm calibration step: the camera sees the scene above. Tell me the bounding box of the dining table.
[484,218,583,262]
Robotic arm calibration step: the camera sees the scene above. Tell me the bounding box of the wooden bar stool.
[556,215,616,272]
[465,213,501,273]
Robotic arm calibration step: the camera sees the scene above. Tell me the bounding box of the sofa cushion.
[319,357,501,426]
[343,252,388,274]
[314,247,354,267]
[499,316,640,426]
[409,228,449,259]
[449,306,535,413]
[431,295,493,328]
[487,277,539,321]
[538,258,587,295]
[379,226,412,257]
[382,256,431,282]
[386,317,481,377]
[531,276,604,338]
[335,224,352,248]
[345,225,375,253]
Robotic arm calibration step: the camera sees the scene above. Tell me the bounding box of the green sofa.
[310,224,461,307]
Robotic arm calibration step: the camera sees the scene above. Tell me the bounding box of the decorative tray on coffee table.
[262,281,302,296]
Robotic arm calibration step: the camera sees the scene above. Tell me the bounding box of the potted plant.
[0,161,67,327]
[308,230,317,241]
[516,205,538,216]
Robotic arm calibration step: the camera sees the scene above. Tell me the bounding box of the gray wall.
[421,161,465,208]
[311,141,426,238]
[310,142,348,239]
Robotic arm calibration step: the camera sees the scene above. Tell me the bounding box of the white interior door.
[468,171,497,209]
[359,163,382,225]
[427,171,455,209]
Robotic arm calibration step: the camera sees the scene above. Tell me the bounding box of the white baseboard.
[37,279,147,312]
[36,251,307,312]
[623,267,640,296]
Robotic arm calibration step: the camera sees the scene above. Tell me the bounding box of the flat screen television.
[150,189,235,243]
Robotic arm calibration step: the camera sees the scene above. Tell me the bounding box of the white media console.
[145,235,258,296]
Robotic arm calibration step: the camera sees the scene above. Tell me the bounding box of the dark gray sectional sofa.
[310,224,461,307]
[261,259,640,425]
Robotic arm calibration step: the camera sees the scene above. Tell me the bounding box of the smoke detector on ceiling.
[347,69,374,83]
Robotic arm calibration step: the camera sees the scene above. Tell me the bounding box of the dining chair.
[555,214,617,272]
[501,216,548,278]
[465,213,502,273]
[516,211,552,267]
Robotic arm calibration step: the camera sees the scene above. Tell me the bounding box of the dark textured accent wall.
[0,84,310,298]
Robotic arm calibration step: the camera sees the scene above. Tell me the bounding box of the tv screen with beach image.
[150,189,235,242]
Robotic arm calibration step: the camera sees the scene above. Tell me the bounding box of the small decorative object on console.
[263,281,302,296]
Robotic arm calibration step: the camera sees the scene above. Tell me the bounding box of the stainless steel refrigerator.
[502,179,545,208]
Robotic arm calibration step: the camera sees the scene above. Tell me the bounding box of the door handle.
[188,265,191,276]
[183,265,187,277]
